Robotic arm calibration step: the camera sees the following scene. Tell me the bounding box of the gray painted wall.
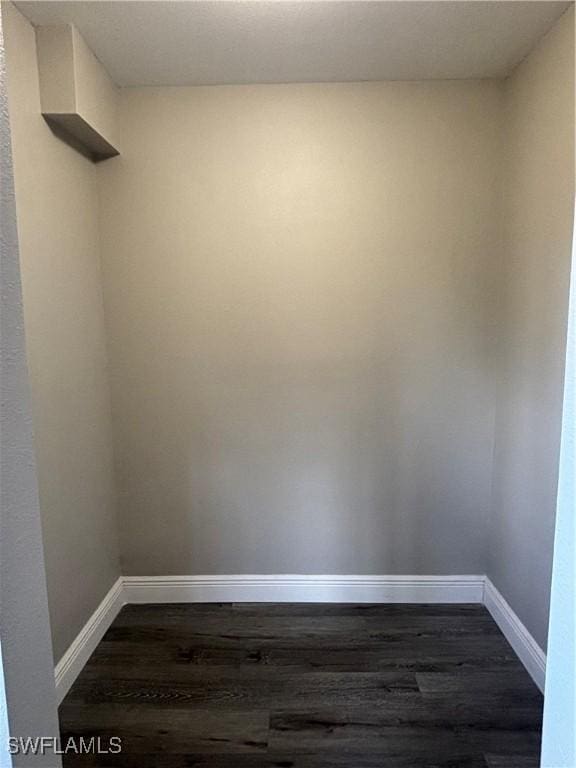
[3,3,121,664]
[99,81,503,577]
[0,9,61,764]
[489,7,575,651]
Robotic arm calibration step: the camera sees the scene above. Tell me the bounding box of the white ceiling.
[15,1,572,86]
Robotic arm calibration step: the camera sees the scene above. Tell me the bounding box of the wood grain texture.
[59,604,543,767]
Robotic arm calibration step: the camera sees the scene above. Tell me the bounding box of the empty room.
[0,1,575,766]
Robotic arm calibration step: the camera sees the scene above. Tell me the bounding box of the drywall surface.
[0,6,61,762]
[35,24,120,157]
[99,80,503,576]
[70,24,119,149]
[3,3,120,663]
[489,7,575,651]
[35,25,75,114]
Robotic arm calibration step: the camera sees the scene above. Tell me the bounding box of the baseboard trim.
[483,577,546,693]
[54,573,546,701]
[122,574,485,605]
[54,577,125,704]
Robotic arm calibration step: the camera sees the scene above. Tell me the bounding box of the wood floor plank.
[59,705,269,754]
[416,670,540,696]
[484,755,540,768]
[63,751,490,767]
[65,670,419,710]
[269,708,474,755]
[59,603,543,767]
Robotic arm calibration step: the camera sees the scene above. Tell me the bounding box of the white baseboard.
[54,577,125,704]
[483,577,546,693]
[122,574,485,605]
[54,573,546,702]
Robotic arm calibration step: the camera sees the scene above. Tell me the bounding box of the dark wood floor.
[59,603,543,767]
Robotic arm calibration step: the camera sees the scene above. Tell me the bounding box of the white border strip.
[54,574,547,702]
[122,574,485,605]
[483,577,547,692]
[54,577,124,704]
